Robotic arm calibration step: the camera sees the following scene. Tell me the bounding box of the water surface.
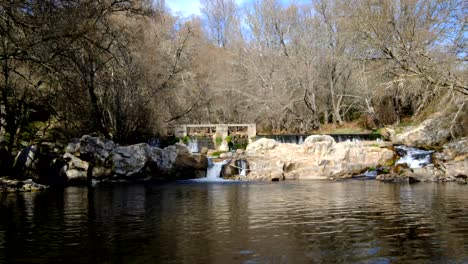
[1,181,468,263]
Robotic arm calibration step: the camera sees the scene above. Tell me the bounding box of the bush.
[215,136,223,146]
[211,151,227,158]
[182,136,190,144]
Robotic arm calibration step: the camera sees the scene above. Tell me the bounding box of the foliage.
[0,0,466,172]
[182,136,191,144]
[210,151,227,158]
[215,136,223,146]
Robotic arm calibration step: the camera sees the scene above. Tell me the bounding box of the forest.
[0,0,466,159]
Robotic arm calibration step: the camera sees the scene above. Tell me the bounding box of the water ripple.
[1,182,468,263]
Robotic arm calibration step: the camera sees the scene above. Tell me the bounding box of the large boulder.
[380,127,396,142]
[12,146,39,180]
[392,111,466,149]
[173,153,208,179]
[149,144,207,179]
[303,135,335,145]
[283,142,394,180]
[12,145,64,185]
[303,135,335,155]
[221,160,238,179]
[62,153,89,184]
[433,137,468,162]
[247,157,285,181]
[64,137,208,181]
[244,136,395,181]
[111,143,151,177]
[67,135,116,162]
[246,138,278,155]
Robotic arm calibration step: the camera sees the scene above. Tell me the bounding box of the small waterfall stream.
[237,160,248,177]
[188,138,199,153]
[206,159,229,180]
[395,146,433,168]
[190,159,231,182]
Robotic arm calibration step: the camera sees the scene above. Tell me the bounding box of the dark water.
[1,181,468,264]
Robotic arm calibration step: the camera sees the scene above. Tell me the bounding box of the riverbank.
[1,112,467,192]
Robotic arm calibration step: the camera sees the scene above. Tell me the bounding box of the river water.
[1,181,468,263]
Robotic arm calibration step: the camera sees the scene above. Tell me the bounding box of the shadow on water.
[2,181,468,263]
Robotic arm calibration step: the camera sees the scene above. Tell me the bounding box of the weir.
[174,124,256,151]
[175,124,383,152]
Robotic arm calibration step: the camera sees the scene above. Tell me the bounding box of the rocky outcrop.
[12,146,40,180]
[245,136,395,181]
[380,127,396,142]
[112,143,151,177]
[393,117,453,149]
[60,136,208,183]
[11,145,65,185]
[62,152,90,183]
[245,138,279,155]
[376,137,467,183]
[9,135,208,186]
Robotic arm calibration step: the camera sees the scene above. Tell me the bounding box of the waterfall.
[188,138,199,153]
[148,138,161,148]
[298,136,304,145]
[257,134,382,144]
[395,146,433,169]
[206,159,230,180]
[237,160,248,177]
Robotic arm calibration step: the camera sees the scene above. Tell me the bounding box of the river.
[1,181,468,263]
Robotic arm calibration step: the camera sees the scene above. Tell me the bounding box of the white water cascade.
[298,136,304,145]
[237,160,248,177]
[188,138,199,153]
[395,146,433,169]
[205,159,230,180]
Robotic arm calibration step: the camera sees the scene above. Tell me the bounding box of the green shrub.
[211,151,227,158]
[225,135,232,143]
[182,136,190,144]
[215,136,223,146]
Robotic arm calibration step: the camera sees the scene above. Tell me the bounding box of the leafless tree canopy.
[0,0,466,152]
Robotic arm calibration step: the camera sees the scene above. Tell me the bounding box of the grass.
[317,121,372,134]
[210,151,227,158]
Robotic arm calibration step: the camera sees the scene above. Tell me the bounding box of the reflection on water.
[1,181,468,263]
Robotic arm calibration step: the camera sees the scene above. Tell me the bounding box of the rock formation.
[244,136,394,181]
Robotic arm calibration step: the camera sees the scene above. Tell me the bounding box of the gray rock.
[78,135,116,162]
[246,138,278,155]
[245,139,394,181]
[12,146,39,180]
[111,143,151,177]
[393,114,458,149]
[63,153,89,183]
[380,127,396,142]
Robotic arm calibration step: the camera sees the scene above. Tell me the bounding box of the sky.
[166,0,306,17]
[167,0,249,16]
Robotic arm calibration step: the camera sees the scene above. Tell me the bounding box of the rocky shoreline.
[235,136,466,183]
[3,135,209,192]
[2,116,467,192]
